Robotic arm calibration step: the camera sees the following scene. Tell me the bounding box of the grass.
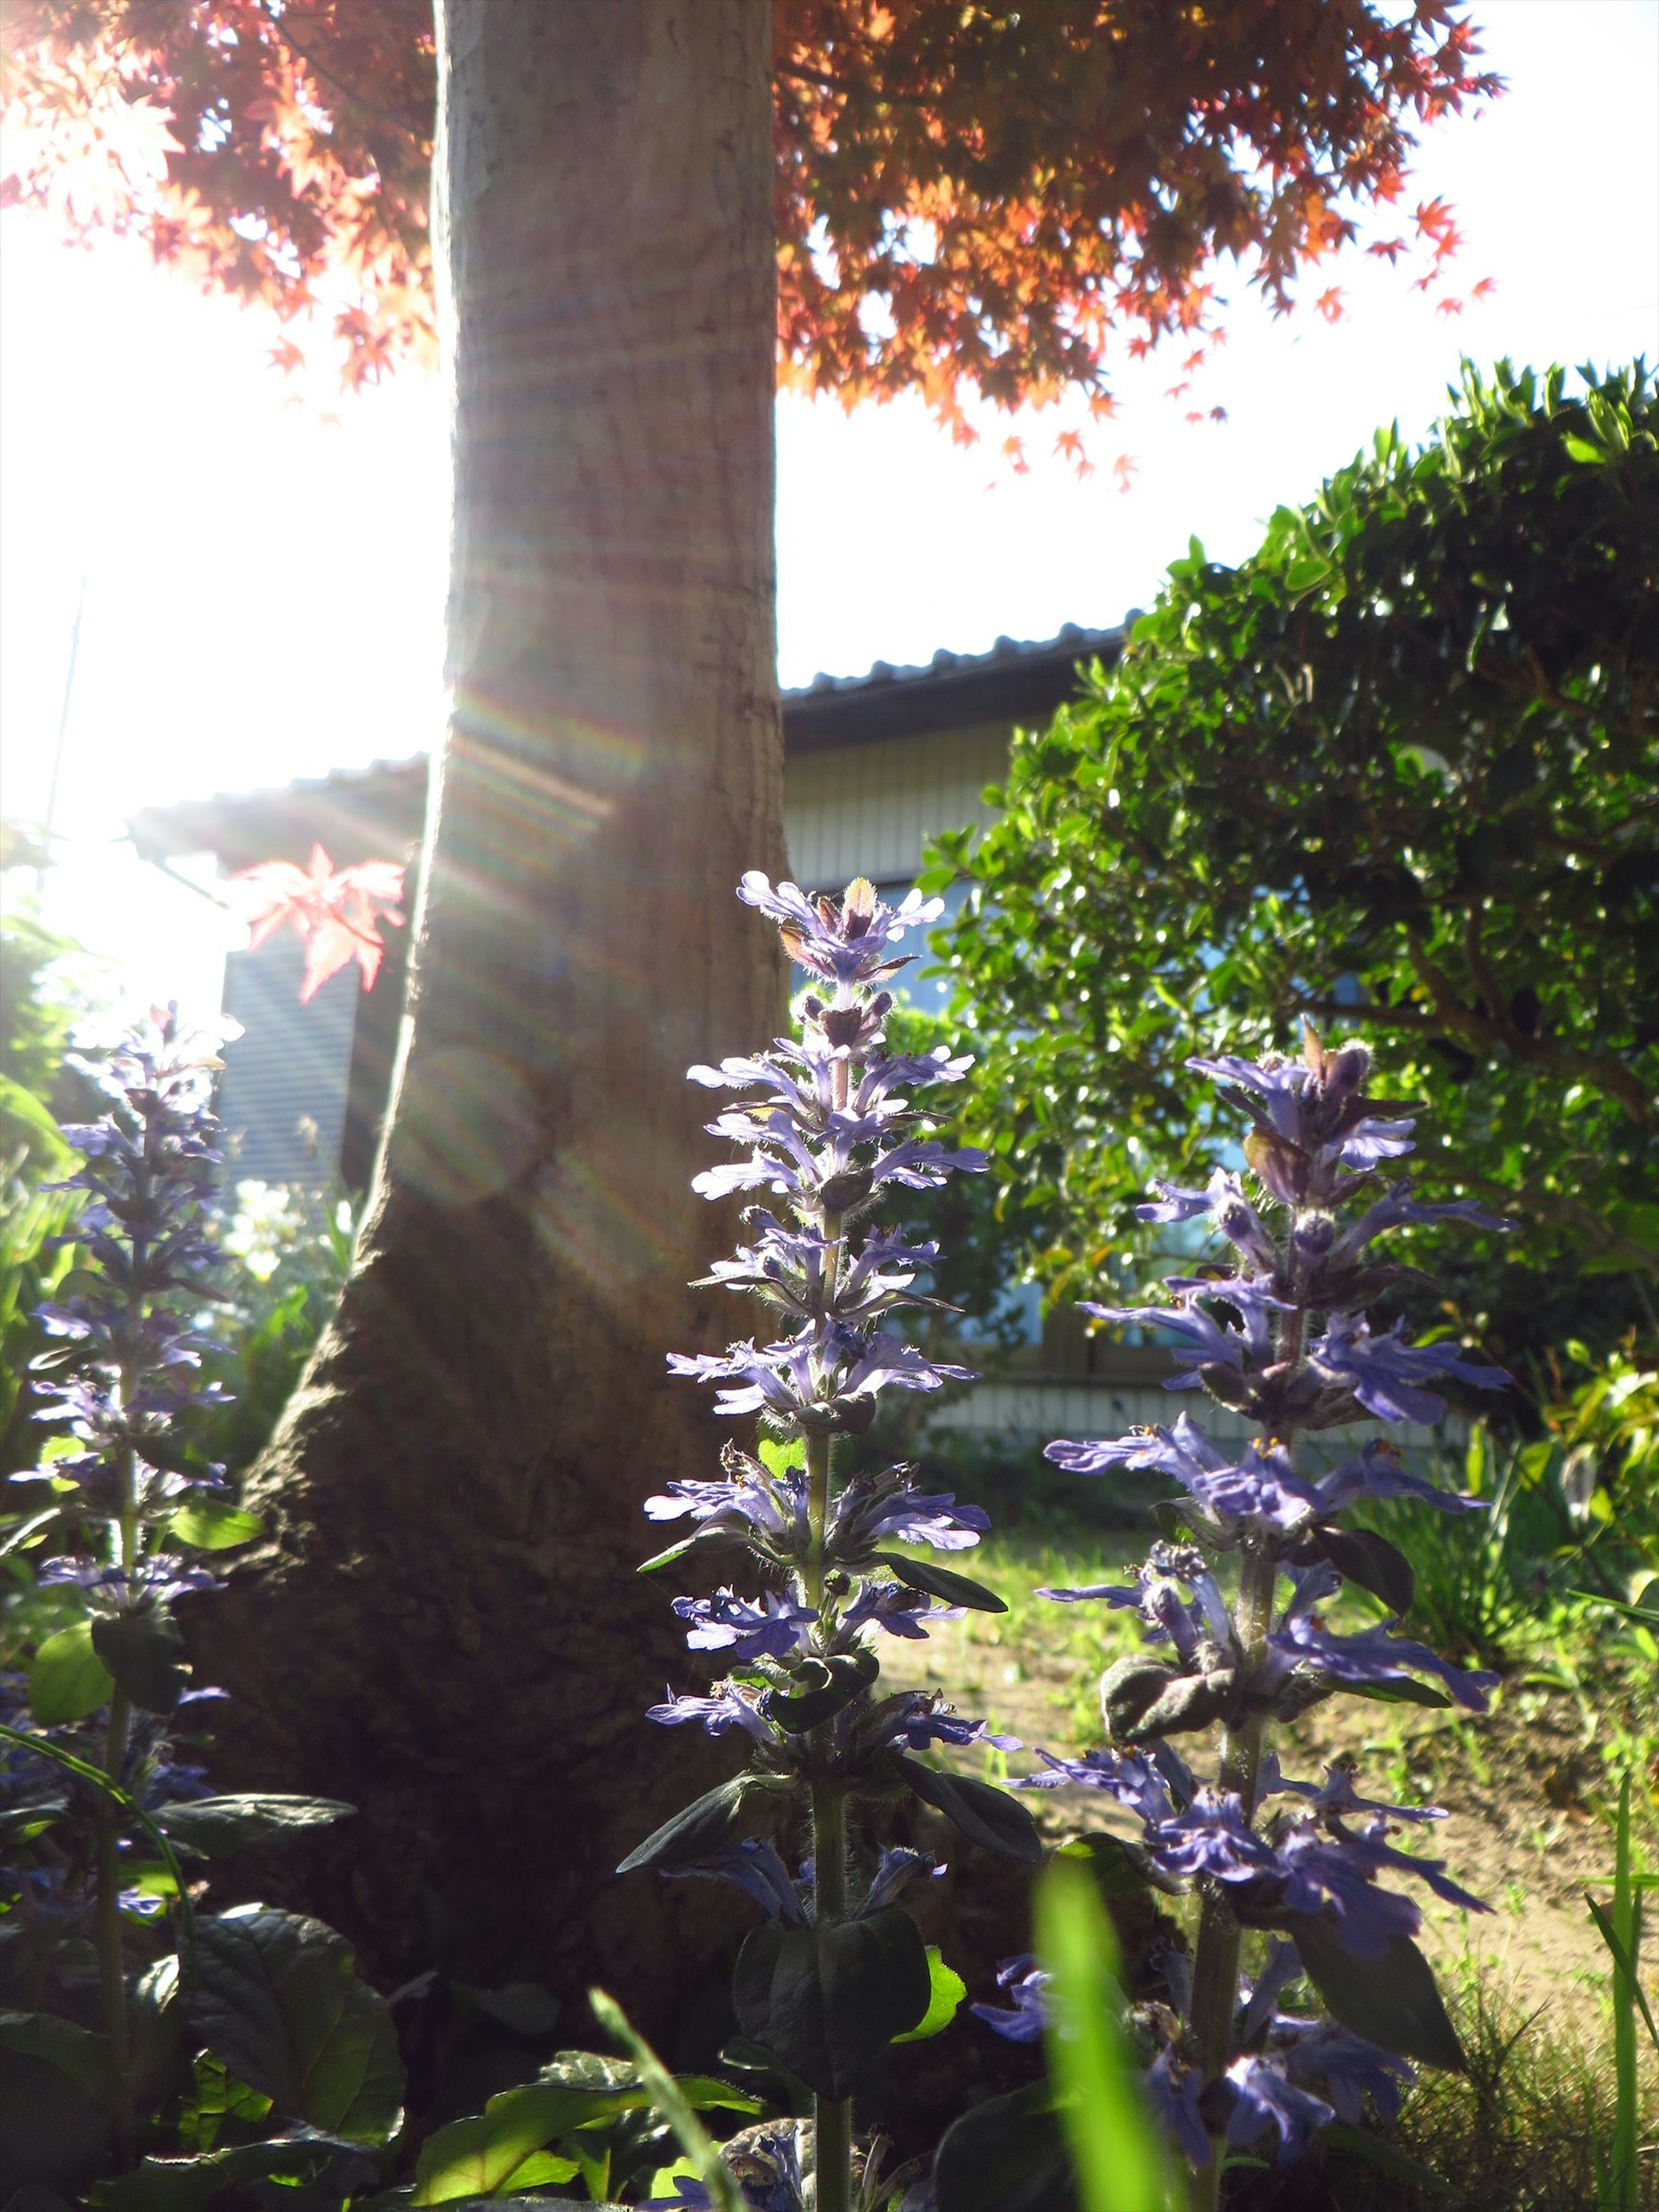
[1276,1960,1657,2212]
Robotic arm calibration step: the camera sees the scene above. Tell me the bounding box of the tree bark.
[194,2,784,2031]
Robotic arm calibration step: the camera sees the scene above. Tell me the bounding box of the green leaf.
[894,1754,1043,1863]
[892,1946,967,2044]
[932,2084,1073,2212]
[1291,1917,1466,2072]
[91,1608,188,1714]
[1058,1830,1181,1898]
[1036,1862,1178,2212]
[1284,556,1333,592]
[496,2152,582,2190]
[732,1904,932,2100]
[412,2083,650,2204]
[188,1907,405,2142]
[168,1501,264,1551]
[1317,2120,1455,2195]
[410,2057,758,2205]
[0,2009,107,2100]
[871,1553,1007,1613]
[1342,1676,1454,1710]
[0,1072,74,1172]
[1586,1894,1659,2056]
[153,1794,355,1859]
[28,1619,113,1725]
[617,1777,764,1874]
[92,2137,378,2212]
[1100,1653,1233,1740]
[1312,1526,1416,1615]
[763,1650,878,1732]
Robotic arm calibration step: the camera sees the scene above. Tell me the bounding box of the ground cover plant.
[0,1014,767,2206]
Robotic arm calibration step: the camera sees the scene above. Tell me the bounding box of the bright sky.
[2,0,1656,1020]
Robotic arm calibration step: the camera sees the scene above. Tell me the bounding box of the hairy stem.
[811,1774,852,2212]
[99,1302,143,2169]
[1187,1535,1280,2207]
[95,1687,134,2168]
[805,1154,853,2212]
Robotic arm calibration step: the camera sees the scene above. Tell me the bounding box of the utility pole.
[36,574,87,893]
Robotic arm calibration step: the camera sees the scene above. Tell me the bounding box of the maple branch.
[773,59,933,111]
[258,7,427,147]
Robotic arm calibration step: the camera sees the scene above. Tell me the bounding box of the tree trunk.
[195,2,783,2033]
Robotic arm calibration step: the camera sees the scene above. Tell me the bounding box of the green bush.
[931,360,1659,1377]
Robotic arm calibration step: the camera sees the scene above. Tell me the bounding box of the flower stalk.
[983,1025,1512,2192]
[15,1007,237,2165]
[623,875,1041,2212]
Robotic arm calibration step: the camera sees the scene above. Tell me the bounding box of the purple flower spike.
[647,1685,773,1743]
[1286,2026,1415,2126]
[1023,1746,1180,1827]
[1151,1789,1284,1885]
[1310,1312,1510,1427]
[672,1588,817,1662]
[668,1839,808,1927]
[738,872,944,987]
[1224,2055,1334,2163]
[1145,2045,1212,2169]
[1030,1026,1512,2175]
[1268,1614,1499,1712]
[1315,1439,1486,1516]
[970,1954,1050,2044]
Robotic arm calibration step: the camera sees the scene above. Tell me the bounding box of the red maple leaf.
[223,845,407,1002]
[1435,295,1464,316]
[1366,237,1408,264]
[1316,286,1345,322]
[1471,275,1497,299]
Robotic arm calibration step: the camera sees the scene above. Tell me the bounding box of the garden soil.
[920,1615,1619,2048]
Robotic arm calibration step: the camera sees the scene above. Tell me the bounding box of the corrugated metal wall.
[931,1379,1455,1460]
[784,722,1010,888]
[217,935,358,1185]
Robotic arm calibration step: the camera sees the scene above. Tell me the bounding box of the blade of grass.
[588,1987,746,2212]
[0,1719,195,1963]
[1584,1896,1658,2056]
[1595,1777,1640,2212]
[1034,1858,1179,2212]
[1569,1591,1659,1631]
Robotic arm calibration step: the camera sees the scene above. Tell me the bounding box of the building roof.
[128,619,1126,868]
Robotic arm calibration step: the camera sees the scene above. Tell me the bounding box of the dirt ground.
[912,1606,1627,2047]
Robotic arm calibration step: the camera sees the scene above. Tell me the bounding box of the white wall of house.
[784,723,1008,888]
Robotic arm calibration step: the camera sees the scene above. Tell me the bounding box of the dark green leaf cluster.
[932,361,1658,1367]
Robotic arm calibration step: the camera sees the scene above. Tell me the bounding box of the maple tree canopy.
[4,2,1496,429]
